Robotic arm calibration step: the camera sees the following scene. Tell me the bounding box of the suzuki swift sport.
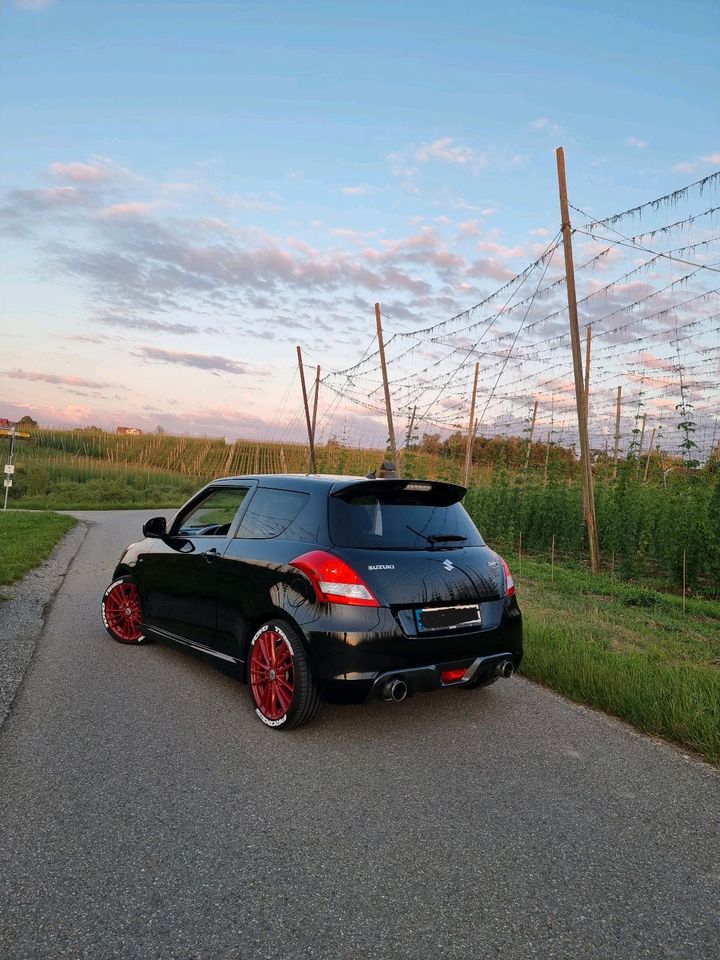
[101,475,522,730]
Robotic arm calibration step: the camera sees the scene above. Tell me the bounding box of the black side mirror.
[142,516,167,538]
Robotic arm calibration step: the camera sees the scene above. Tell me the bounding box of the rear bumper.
[299,596,523,704]
[366,650,520,702]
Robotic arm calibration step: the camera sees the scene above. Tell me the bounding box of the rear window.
[328,491,484,550]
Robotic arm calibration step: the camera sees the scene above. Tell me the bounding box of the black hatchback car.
[102,475,522,729]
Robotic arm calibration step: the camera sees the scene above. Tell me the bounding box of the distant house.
[116,426,143,436]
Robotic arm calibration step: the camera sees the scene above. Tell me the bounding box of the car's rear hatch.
[328,478,505,634]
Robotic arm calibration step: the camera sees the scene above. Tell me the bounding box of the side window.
[235,488,309,540]
[176,488,249,537]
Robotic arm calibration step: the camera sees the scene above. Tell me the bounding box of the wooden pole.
[556,146,600,573]
[296,345,316,473]
[543,430,551,486]
[583,326,592,414]
[643,426,656,482]
[311,365,320,449]
[463,362,480,487]
[637,412,647,462]
[402,405,417,478]
[524,399,538,472]
[581,328,592,516]
[613,385,622,479]
[375,303,398,465]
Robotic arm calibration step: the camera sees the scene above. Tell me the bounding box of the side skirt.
[142,624,245,668]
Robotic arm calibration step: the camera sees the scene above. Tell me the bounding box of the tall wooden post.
[643,426,656,482]
[463,362,480,487]
[402,405,417,478]
[556,147,600,573]
[613,386,622,479]
[296,345,317,473]
[543,430,551,486]
[637,412,647,462]
[524,399,538,472]
[375,303,398,465]
[311,365,320,448]
[584,326,592,414]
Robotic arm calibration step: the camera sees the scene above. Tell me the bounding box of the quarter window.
[235,488,309,540]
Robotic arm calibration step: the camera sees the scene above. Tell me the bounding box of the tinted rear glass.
[328,493,484,550]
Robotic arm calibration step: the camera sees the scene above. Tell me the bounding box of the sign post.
[1,427,30,511]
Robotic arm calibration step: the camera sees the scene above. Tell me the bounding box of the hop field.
[4,426,720,594]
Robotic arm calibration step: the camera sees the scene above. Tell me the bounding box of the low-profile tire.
[101,576,147,645]
[248,619,320,730]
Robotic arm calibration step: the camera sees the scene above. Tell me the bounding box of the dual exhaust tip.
[381,659,514,702]
[380,678,408,702]
[495,659,515,679]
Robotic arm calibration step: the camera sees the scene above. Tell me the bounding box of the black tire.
[101,576,147,645]
[247,619,321,730]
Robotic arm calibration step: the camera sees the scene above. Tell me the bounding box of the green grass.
[510,554,720,764]
[0,512,77,587]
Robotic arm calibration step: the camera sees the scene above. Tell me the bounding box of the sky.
[1,0,718,453]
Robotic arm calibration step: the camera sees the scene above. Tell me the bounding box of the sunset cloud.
[48,160,117,184]
[673,152,720,174]
[99,201,157,219]
[136,347,256,376]
[3,368,112,389]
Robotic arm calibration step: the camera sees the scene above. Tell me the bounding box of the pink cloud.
[3,368,112,388]
[48,160,117,184]
[476,241,527,258]
[99,201,156,219]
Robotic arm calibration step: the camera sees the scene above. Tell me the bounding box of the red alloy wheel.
[249,627,295,722]
[101,579,144,644]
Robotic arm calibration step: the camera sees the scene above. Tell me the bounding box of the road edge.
[0,519,89,730]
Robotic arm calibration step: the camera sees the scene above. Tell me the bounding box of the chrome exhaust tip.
[495,659,515,679]
[381,678,408,702]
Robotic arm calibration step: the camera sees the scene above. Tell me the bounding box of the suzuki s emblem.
[443,559,454,572]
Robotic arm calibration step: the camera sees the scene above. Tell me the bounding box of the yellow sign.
[0,430,30,438]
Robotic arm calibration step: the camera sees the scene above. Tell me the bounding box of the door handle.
[203,548,220,563]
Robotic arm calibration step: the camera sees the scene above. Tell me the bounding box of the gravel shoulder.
[0,520,88,727]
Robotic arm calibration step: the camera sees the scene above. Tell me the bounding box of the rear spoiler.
[329,478,466,506]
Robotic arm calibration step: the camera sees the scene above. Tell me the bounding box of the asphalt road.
[1,510,718,960]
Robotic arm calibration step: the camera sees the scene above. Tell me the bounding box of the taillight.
[499,556,515,596]
[290,550,380,607]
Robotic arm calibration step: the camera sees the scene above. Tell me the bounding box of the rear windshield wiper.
[405,525,467,548]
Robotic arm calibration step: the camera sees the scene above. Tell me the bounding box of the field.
[1,425,718,761]
[6,427,719,593]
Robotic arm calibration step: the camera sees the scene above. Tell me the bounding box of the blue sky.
[1,0,718,449]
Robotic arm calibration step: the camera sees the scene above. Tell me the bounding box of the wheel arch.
[238,605,312,682]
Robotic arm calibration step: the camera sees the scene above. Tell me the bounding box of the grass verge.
[510,554,720,764]
[0,512,77,587]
